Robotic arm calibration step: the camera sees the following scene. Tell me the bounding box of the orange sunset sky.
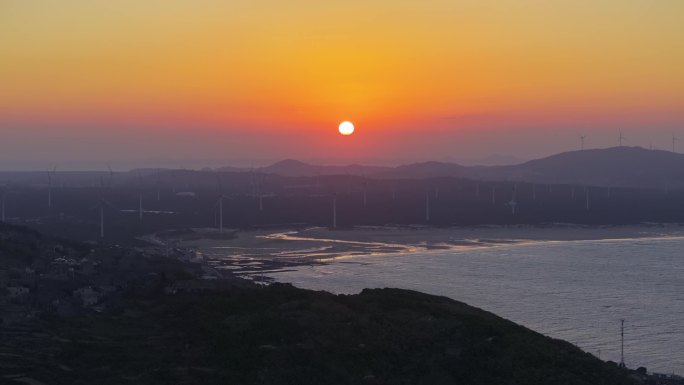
[1,1,683,169]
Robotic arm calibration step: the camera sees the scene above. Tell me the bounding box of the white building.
[7,286,29,298]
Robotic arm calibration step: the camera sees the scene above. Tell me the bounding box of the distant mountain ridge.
[4,147,683,190]
[241,147,684,189]
[486,146,684,187]
[261,159,393,177]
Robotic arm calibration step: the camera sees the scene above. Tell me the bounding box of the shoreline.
[162,223,684,279]
[150,223,684,376]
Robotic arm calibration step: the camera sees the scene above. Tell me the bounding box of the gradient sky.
[1,1,683,169]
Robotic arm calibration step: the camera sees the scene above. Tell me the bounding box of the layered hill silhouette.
[258,159,392,177]
[3,147,684,190]
[228,147,684,189]
[480,146,684,188]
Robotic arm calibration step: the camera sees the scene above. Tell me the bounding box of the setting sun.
[339,121,355,136]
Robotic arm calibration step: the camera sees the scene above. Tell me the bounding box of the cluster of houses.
[0,238,166,325]
[0,224,246,327]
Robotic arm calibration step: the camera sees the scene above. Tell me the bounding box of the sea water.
[266,237,684,374]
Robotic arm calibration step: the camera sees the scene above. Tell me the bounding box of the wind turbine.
[580,134,587,150]
[213,175,230,233]
[1,190,10,222]
[47,166,56,208]
[213,194,230,233]
[618,130,626,146]
[425,191,431,222]
[249,166,256,197]
[363,180,368,208]
[137,173,144,222]
[507,186,518,215]
[138,193,144,221]
[249,168,266,212]
[107,165,115,188]
[156,168,162,201]
[585,187,590,210]
[332,193,338,229]
[672,134,679,153]
[619,319,626,368]
[93,199,115,238]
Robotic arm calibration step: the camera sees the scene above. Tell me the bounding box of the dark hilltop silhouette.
[0,222,671,385]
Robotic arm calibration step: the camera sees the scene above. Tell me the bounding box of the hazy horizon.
[2,1,683,169]
[1,132,682,172]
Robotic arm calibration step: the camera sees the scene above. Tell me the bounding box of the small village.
[0,223,249,326]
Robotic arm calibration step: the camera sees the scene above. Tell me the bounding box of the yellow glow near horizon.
[1,0,683,137]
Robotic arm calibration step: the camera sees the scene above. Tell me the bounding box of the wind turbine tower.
[619,319,626,368]
[156,168,162,201]
[585,187,590,210]
[332,193,338,229]
[580,135,586,150]
[425,192,431,222]
[107,165,114,188]
[507,187,518,215]
[213,174,230,233]
[99,205,104,238]
[47,167,56,208]
[94,199,113,238]
[1,191,7,222]
[214,195,230,233]
[138,193,143,221]
[137,173,144,222]
[363,181,368,208]
[673,134,679,153]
